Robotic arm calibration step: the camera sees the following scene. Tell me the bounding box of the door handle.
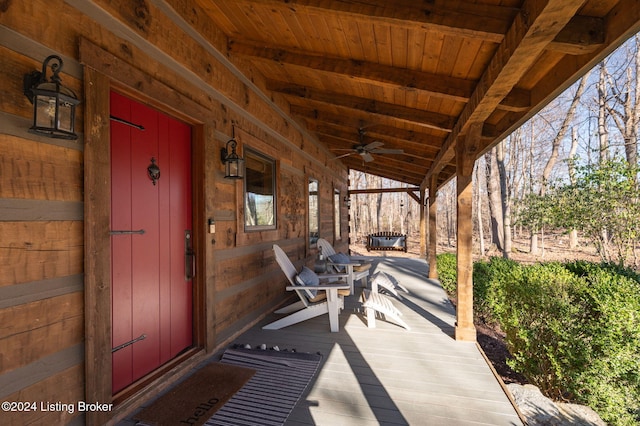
[112,334,146,353]
[185,230,195,281]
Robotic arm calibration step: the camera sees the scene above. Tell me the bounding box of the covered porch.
[122,257,522,425]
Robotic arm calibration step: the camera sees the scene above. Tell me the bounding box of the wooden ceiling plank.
[271,80,457,131]
[232,0,513,42]
[307,122,442,153]
[343,162,425,186]
[390,25,409,69]
[328,151,429,175]
[229,40,474,102]
[425,0,590,183]
[290,104,449,140]
[230,39,533,113]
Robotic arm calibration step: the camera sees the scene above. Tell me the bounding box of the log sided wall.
[0,1,349,424]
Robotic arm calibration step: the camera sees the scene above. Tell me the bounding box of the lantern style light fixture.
[344,195,351,208]
[220,126,245,179]
[23,55,80,140]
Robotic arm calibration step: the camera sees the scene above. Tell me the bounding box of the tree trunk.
[475,162,485,256]
[608,34,639,179]
[496,141,511,258]
[568,127,579,249]
[598,63,610,163]
[486,146,504,251]
[528,123,539,254]
[540,74,588,194]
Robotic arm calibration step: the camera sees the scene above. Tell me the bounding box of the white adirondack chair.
[317,238,370,293]
[264,244,351,332]
[361,289,410,330]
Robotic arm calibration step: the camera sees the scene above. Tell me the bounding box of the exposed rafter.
[199,0,640,190]
[226,0,515,42]
[230,40,530,112]
[425,0,590,182]
[269,80,457,132]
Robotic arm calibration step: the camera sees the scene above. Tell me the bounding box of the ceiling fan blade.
[361,152,375,162]
[363,141,384,151]
[371,148,404,154]
[334,152,355,160]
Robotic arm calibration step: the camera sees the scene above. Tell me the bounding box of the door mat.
[205,347,323,426]
[134,362,256,426]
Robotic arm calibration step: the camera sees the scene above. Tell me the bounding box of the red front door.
[110,92,193,394]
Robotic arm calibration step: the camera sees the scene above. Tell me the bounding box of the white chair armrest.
[317,273,350,281]
[285,283,350,292]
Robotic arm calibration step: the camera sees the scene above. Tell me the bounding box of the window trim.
[334,188,342,241]
[308,178,319,248]
[243,147,277,232]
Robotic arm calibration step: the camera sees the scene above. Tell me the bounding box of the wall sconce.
[220,127,245,179]
[344,195,351,208]
[23,55,80,140]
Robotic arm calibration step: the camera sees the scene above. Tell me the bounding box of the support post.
[419,188,426,258]
[428,174,438,279]
[455,123,481,342]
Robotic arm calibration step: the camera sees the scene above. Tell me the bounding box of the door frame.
[82,39,208,424]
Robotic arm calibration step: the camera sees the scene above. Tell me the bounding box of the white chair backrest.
[273,244,298,286]
[317,238,337,257]
[273,244,313,307]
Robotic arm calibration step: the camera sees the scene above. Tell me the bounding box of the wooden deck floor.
[122,257,523,426]
[229,257,522,426]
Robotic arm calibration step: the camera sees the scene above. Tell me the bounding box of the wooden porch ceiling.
[199,0,640,189]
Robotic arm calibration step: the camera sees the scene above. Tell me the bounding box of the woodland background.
[348,34,640,270]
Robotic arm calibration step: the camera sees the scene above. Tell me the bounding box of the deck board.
[232,257,522,425]
[122,257,522,426]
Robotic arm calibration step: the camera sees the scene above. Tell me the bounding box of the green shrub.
[497,263,587,399]
[495,261,640,425]
[482,257,522,323]
[435,254,640,423]
[567,265,640,425]
[435,253,457,295]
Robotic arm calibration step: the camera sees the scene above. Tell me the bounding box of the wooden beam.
[425,0,590,185]
[229,0,514,42]
[83,66,113,425]
[305,121,443,150]
[231,40,532,113]
[271,81,456,132]
[343,163,425,186]
[293,106,449,142]
[549,15,605,54]
[316,130,439,160]
[349,187,420,195]
[230,39,474,102]
[479,0,640,150]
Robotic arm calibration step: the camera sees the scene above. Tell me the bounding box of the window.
[309,179,319,246]
[244,149,276,230]
[334,189,341,240]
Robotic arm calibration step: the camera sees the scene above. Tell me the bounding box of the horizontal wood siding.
[1,0,348,422]
[0,14,86,421]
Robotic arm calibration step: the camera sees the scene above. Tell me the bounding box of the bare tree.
[496,140,512,257]
[486,146,505,251]
[608,33,639,173]
[474,161,486,256]
[541,74,589,194]
[598,63,611,163]
[568,126,579,248]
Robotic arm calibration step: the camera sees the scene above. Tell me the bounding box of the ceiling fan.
[333,129,404,163]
